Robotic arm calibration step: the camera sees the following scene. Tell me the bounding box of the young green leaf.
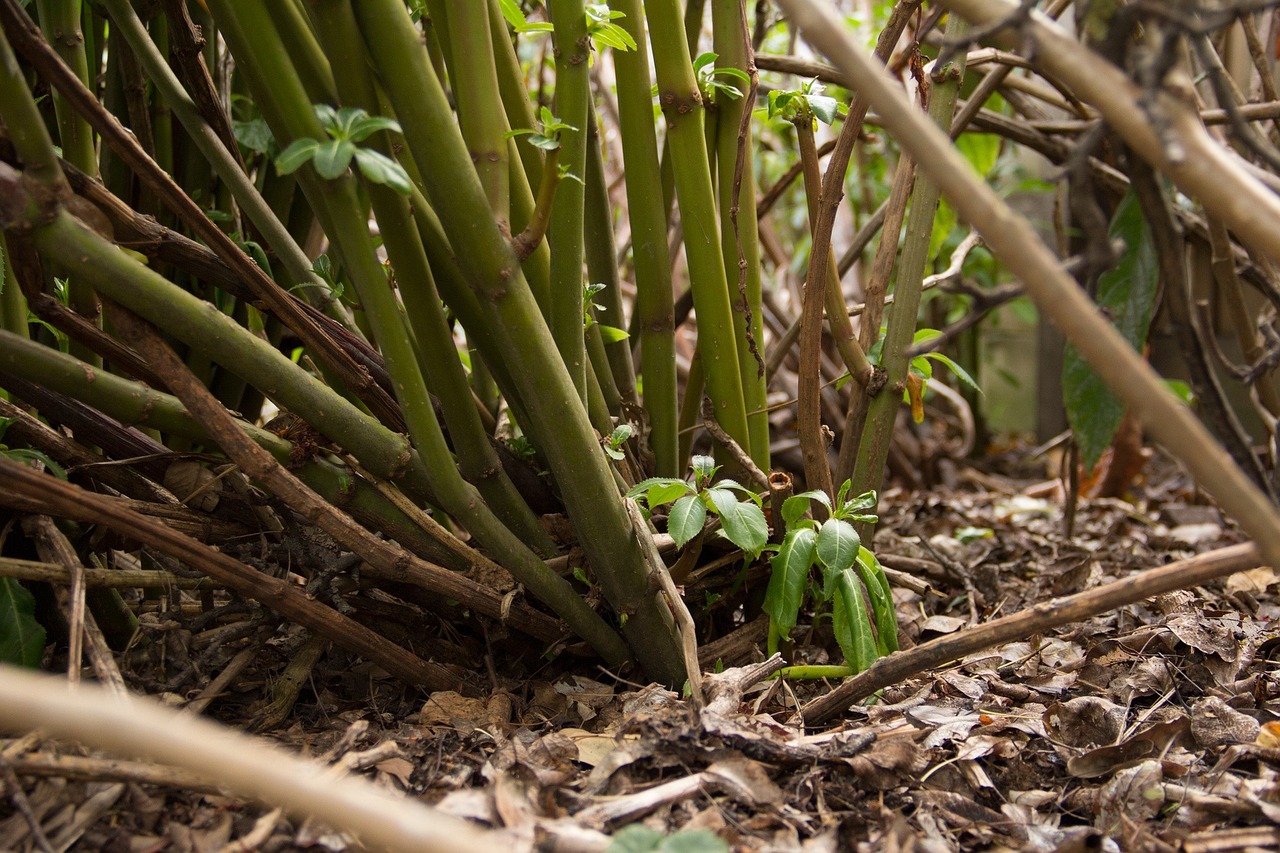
[762,527,817,639]
[275,138,321,175]
[815,518,860,574]
[856,547,899,654]
[783,489,831,526]
[706,488,768,558]
[352,148,413,195]
[833,572,878,673]
[667,494,707,547]
[626,477,691,508]
[311,139,356,179]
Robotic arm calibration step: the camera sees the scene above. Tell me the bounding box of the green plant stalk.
[221,0,625,653]
[310,0,555,554]
[851,17,970,516]
[644,0,752,461]
[444,0,510,226]
[0,326,461,567]
[546,0,591,403]
[353,0,685,684]
[34,0,100,368]
[611,0,678,475]
[0,238,25,340]
[0,25,68,193]
[96,0,354,328]
[677,352,705,468]
[265,0,338,103]
[487,0,542,189]
[712,0,769,472]
[584,111,635,409]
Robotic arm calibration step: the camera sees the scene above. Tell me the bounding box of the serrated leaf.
[833,572,878,673]
[311,139,356,179]
[691,454,717,483]
[1063,188,1157,470]
[353,148,413,195]
[0,578,44,668]
[707,488,767,557]
[626,477,690,507]
[668,494,706,547]
[590,23,636,51]
[275,137,320,175]
[856,547,898,654]
[762,527,817,638]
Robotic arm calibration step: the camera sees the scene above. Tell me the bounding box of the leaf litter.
[5,452,1280,851]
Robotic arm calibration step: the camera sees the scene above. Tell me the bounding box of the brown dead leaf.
[1045,697,1125,748]
[705,756,783,807]
[419,690,489,733]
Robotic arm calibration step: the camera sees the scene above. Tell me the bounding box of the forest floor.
[2,447,1278,852]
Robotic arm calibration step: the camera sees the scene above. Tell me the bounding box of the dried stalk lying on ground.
[0,667,507,853]
[803,542,1261,722]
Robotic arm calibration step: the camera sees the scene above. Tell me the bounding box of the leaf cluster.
[626,455,768,559]
[762,483,898,673]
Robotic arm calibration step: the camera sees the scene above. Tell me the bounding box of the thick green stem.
[96,0,353,327]
[612,0,678,475]
[217,0,622,652]
[851,16,970,515]
[644,0,751,461]
[547,0,591,403]
[310,0,555,554]
[711,0,769,473]
[584,110,635,410]
[352,0,685,684]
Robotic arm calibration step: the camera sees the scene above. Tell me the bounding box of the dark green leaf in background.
[1062,188,1158,470]
[0,578,45,668]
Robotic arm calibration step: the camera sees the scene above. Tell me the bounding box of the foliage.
[763,482,898,673]
[627,455,768,557]
[0,577,44,668]
[275,105,411,194]
[1063,189,1159,470]
[607,824,729,853]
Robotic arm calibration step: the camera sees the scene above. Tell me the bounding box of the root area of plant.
[4,452,1279,852]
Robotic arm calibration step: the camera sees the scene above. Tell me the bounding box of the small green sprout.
[275,105,412,195]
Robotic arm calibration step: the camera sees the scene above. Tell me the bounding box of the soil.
[3,449,1279,852]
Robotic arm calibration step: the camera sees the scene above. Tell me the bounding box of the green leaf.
[706,488,768,558]
[956,132,1000,178]
[921,352,981,393]
[597,324,630,343]
[693,51,718,74]
[353,148,413,195]
[807,94,839,125]
[3,449,67,479]
[762,527,817,638]
[0,578,44,668]
[668,494,707,547]
[627,477,692,507]
[347,114,403,143]
[782,489,830,527]
[497,0,529,29]
[233,116,274,153]
[274,138,320,175]
[589,22,637,51]
[815,517,860,575]
[833,572,878,672]
[1063,188,1158,470]
[856,547,898,654]
[311,139,356,179]
[691,454,717,484]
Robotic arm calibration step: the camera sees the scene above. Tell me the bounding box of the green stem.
[612,0,678,475]
[224,0,621,650]
[711,0,769,473]
[645,0,751,461]
[311,0,555,554]
[353,0,685,684]
[547,0,590,404]
[851,16,971,521]
[584,109,634,410]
